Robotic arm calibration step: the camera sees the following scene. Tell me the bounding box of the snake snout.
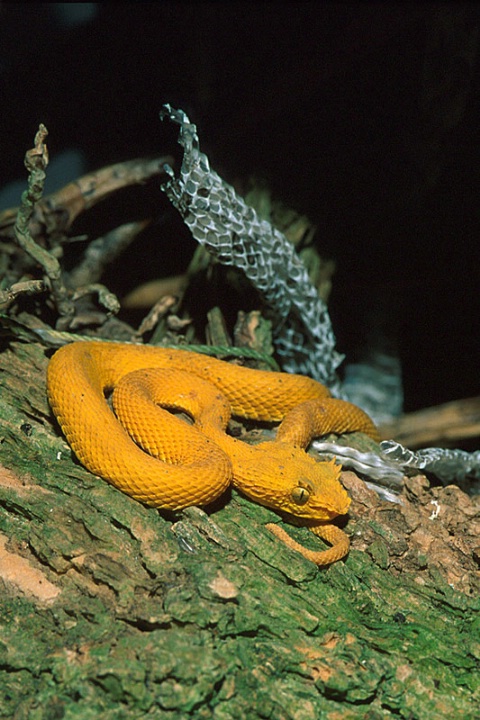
[307,485,351,520]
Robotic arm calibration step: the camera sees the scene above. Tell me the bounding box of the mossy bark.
[0,341,479,720]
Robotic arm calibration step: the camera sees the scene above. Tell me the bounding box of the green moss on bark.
[0,341,479,719]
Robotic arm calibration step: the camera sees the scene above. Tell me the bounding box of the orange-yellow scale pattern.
[47,341,379,566]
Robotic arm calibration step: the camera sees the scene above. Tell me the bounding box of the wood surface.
[0,340,478,720]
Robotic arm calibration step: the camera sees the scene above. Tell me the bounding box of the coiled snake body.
[47,342,378,565]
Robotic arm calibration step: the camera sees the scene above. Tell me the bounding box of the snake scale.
[47,342,379,565]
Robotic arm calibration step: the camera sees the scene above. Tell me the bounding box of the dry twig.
[12,125,74,327]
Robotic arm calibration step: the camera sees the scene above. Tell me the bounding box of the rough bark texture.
[0,340,479,720]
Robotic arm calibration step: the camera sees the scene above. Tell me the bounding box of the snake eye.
[291,486,310,505]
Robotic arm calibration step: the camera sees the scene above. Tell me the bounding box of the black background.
[1,3,479,413]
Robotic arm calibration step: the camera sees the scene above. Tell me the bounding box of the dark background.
[1,2,479,413]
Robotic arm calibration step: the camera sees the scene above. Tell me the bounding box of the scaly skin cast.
[47,342,379,566]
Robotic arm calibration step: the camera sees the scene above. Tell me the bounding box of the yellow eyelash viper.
[47,341,379,566]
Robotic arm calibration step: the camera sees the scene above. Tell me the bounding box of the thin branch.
[12,125,74,327]
[0,280,46,313]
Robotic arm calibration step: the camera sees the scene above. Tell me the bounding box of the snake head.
[285,456,351,520]
[283,455,350,521]
[235,442,351,521]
